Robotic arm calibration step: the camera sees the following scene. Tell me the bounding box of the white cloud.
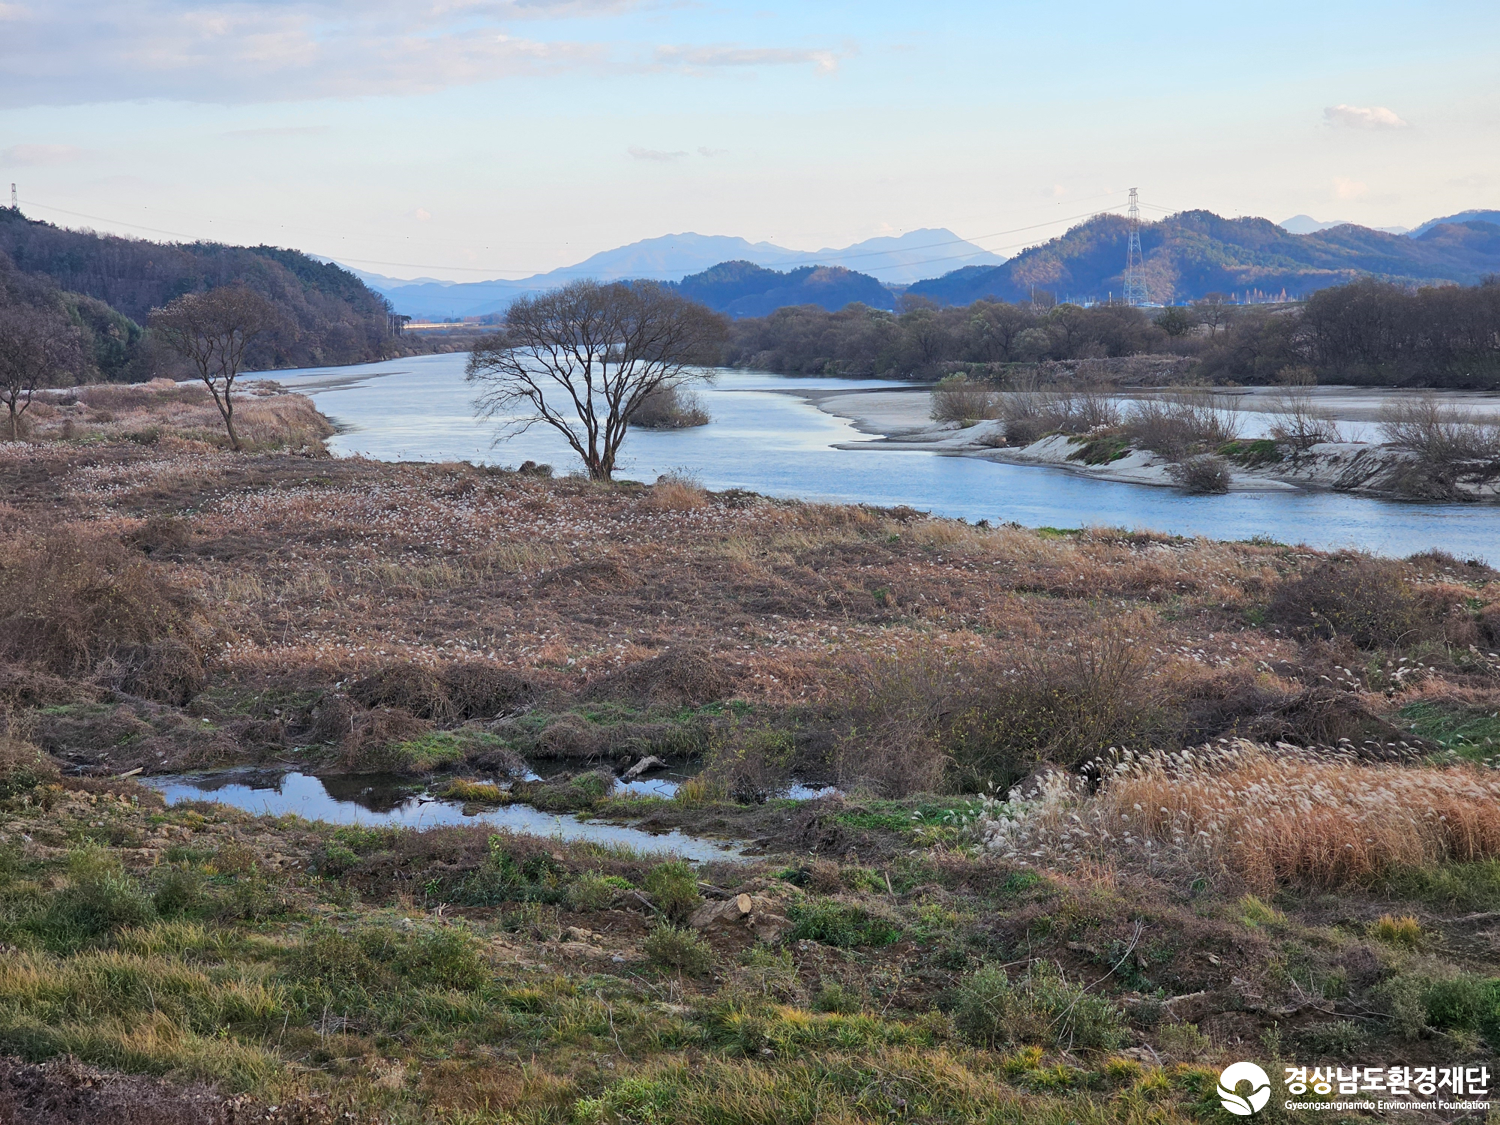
[628,146,688,161]
[1,143,88,165]
[0,0,844,107]
[412,207,433,220]
[697,146,727,157]
[652,44,842,74]
[1324,104,1408,129]
[220,126,330,139]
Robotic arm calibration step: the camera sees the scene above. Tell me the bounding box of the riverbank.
[4,394,1500,1121]
[790,384,1500,501]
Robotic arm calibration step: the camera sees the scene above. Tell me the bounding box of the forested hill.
[907,211,1500,307]
[670,260,894,317]
[0,207,395,375]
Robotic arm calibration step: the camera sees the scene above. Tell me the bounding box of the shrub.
[930,375,998,424]
[644,860,701,924]
[1379,392,1500,464]
[643,923,715,977]
[0,529,206,700]
[811,982,862,1014]
[1268,553,1444,648]
[631,385,711,429]
[953,962,1125,1051]
[1168,454,1231,494]
[566,871,633,912]
[1125,392,1240,459]
[947,633,1158,789]
[151,866,208,917]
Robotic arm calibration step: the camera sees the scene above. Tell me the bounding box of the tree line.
[723,279,1500,389]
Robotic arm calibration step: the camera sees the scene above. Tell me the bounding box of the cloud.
[1,143,88,166]
[697,146,727,157]
[412,207,433,220]
[628,146,688,161]
[0,1,607,107]
[220,125,331,139]
[1324,104,1408,129]
[0,0,844,107]
[1333,177,1368,200]
[652,44,842,74]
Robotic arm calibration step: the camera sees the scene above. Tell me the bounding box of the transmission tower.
[1122,187,1150,307]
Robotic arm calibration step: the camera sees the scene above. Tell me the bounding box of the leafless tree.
[467,280,728,481]
[1378,391,1500,464]
[0,306,80,440]
[148,286,279,451]
[1266,381,1343,450]
[1194,293,1234,337]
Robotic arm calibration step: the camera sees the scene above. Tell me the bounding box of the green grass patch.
[1399,701,1500,762]
[1218,438,1283,466]
[1066,435,1133,465]
[787,901,901,948]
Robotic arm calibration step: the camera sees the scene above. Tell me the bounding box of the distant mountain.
[672,261,893,318]
[1280,215,1410,236]
[354,229,1001,319]
[906,210,1500,306]
[1408,209,1500,238]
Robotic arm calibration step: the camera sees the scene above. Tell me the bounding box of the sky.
[0,0,1497,282]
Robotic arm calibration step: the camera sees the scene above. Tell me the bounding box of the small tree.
[148,286,279,451]
[0,306,79,440]
[467,280,727,481]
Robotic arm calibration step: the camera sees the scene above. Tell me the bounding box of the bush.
[566,871,633,912]
[1370,913,1423,949]
[1168,454,1231,494]
[0,529,206,700]
[930,375,998,424]
[643,923,715,976]
[1379,392,1500,464]
[644,860,701,924]
[630,385,710,429]
[1125,392,1240,459]
[947,633,1158,789]
[1268,554,1445,648]
[953,962,1125,1051]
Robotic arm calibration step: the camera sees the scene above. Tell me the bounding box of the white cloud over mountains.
[0,0,841,107]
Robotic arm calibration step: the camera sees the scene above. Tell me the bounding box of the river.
[264,354,1500,560]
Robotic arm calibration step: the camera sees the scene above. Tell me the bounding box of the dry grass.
[979,740,1500,890]
[25,380,332,453]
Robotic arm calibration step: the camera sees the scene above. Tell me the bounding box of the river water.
[144,770,743,861]
[266,354,1500,560]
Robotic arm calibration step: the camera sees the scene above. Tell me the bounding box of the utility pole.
[9,184,15,210]
[1123,187,1149,307]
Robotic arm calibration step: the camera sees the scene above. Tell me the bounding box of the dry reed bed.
[980,740,1500,890]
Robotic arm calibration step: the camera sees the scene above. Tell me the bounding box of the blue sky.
[0,0,1496,280]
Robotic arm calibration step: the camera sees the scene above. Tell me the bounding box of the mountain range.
[346,229,1004,319]
[906,210,1500,307]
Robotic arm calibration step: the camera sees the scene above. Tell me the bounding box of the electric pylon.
[1123,187,1149,307]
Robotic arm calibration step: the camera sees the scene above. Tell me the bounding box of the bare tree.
[148,286,279,451]
[467,280,728,481]
[1194,293,1234,337]
[0,306,80,440]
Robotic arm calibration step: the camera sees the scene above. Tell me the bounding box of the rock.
[689,893,788,942]
[621,755,668,781]
[565,925,598,944]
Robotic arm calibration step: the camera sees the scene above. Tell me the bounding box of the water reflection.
[144,770,742,862]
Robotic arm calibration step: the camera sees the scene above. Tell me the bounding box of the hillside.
[672,260,894,317]
[1409,208,1500,238]
[0,207,396,372]
[907,210,1500,306]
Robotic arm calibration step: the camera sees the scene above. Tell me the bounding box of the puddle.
[144,771,744,863]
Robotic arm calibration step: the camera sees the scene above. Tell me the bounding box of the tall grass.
[978,741,1500,890]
